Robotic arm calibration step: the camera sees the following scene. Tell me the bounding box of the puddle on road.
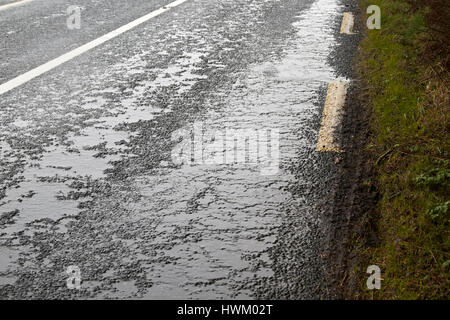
[0,140,12,156]
[0,0,341,299]
[0,44,214,240]
[0,247,19,286]
[111,0,341,299]
[151,50,209,93]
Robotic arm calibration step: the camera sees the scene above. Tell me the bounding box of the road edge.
[321,0,379,299]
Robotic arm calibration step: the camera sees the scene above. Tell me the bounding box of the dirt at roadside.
[323,83,379,299]
[321,0,379,299]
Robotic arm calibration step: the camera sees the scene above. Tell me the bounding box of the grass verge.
[355,0,449,299]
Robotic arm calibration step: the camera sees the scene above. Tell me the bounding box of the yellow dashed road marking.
[316,81,349,152]
[340,12,354,34]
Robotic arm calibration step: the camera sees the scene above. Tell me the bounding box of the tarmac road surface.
[0,0,356,299]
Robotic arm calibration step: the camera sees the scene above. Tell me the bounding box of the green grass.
[356,0,450,299]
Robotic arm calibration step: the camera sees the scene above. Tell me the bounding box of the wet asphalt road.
[0,0,351,299]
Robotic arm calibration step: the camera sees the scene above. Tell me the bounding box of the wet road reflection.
[0,0,341,299]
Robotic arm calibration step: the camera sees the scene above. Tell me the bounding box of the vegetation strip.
[353,0,449,299]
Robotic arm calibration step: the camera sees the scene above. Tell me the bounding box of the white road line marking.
[0,0,34,11]
[0,0,190,96]
[340,12,354,34]
[316,81,349,152]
